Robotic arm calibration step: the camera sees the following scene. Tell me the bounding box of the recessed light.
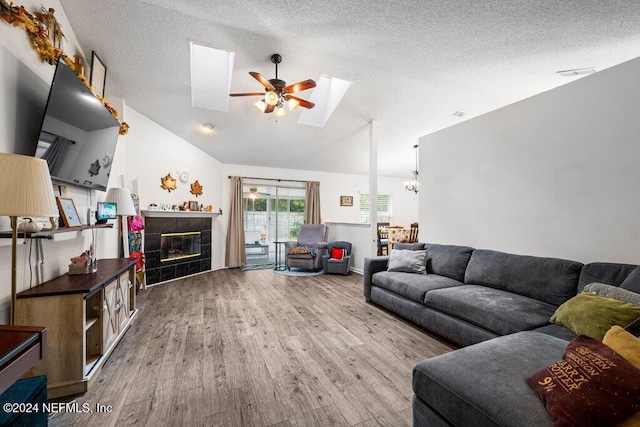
[556,68,596,77]
[202,123,214,130]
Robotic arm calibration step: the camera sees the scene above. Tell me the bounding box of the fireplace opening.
[161,231,201,262]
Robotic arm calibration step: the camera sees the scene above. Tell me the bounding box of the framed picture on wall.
[340,195,353,207]
[56,197,82,227]
[90,51,107,97]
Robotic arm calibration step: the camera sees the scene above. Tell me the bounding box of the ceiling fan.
[230,54,316,117]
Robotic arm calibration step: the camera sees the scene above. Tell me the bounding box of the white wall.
[122,106,225,267]
[419,56,640,264]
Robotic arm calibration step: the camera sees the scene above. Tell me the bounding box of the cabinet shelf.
[85,317,99,331]
[0,223,113,239]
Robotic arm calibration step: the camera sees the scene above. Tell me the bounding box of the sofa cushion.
[424,243,474,282]
[578,262,638,292]
[534,323,576,342]
[424,285,557,336]
[464,249,582,306]
[621,267,640,293]
[372,271,462,304]
[526,335,640,427]
[549,291,640,341]
[413,331,564,427]
[387,249,427,274]
[393,242,426,251]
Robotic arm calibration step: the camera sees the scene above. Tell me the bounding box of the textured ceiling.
[58,0,640,177]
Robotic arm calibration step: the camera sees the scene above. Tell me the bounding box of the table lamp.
[0,153,58,325]
[105,187,136,257]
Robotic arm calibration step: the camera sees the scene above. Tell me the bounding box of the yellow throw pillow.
[604,326,640,427]
[604,325,640,368]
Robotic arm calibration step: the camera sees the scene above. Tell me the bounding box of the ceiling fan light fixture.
[254,99,267,112]
[275,104,286,118]
[265,91,279,106]
[288,98,300,111]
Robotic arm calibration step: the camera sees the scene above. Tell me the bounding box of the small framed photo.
[188,201,199,211]
[90,51,107,97]
[340,195,353,207]
[56,197,82,227]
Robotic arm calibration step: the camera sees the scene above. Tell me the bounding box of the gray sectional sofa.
[363,243,640,427]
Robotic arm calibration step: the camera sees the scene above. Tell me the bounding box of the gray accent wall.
[418,55,640,264]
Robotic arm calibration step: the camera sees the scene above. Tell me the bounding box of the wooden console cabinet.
[15,259,137,398]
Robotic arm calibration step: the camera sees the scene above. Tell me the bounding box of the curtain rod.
[41,130,76,144]
[228,176,307,183]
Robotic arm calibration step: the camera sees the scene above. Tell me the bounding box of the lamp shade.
[105,188,136,216]
[0,153,58,217]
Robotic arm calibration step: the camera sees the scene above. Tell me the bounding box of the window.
[359,194,392,224]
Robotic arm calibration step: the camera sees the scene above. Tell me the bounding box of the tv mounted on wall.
[34,59,120,192]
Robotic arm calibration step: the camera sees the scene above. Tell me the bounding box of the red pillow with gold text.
[330,247,345,260]
[526,335,640,427]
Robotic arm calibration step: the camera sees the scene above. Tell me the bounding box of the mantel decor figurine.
[68,246,97,275]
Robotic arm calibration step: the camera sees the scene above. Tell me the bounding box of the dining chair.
[409,222,419,243]
[377,222,389,255]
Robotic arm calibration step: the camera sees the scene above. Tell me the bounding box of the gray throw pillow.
[584,282,640,306]
[387,249,427,274]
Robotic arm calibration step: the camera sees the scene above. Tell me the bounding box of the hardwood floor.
[49,269,454,426]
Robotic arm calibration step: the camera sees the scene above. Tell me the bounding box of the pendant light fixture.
[403,144,419,193]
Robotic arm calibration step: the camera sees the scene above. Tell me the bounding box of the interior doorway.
[243,183,306,267]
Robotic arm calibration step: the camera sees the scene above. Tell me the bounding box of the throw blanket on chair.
[289,246,317,257]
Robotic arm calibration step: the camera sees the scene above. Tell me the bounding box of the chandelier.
[404,144,419,193]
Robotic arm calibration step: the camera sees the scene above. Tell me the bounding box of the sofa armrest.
[363,256,389,301]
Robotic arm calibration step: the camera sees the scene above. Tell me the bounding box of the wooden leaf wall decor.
[160,173,177,192]
[190,180,203,197]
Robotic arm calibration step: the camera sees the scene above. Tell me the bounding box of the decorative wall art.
[0,1,129,135]
[340,195,353,207]
[102,154,112,168]
[33,7,63,64]
[177,169,189,183]
[188,201,199,211]
[88,160,100,176]
[190,180,203,197]
[160,173,177,192]
[90,51,106,97]
[56,197,82,227]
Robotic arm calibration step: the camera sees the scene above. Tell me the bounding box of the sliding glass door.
[243,184,305,264]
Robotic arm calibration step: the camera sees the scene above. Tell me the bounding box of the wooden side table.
[0,325,46,395]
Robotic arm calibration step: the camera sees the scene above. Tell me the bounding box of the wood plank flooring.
[49,269,454,426]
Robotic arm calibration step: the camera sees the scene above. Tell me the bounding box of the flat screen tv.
[34,59,120,192]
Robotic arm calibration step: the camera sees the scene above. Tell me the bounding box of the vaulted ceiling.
[59,0,640,177]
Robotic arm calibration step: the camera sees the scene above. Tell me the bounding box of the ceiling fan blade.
[284,79,316,93]
[229,92,265,97]
[249,72,276,91]
[264,103,275,114]
[284,94,315,109]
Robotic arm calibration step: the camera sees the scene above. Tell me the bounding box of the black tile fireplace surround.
[143,214,212,286]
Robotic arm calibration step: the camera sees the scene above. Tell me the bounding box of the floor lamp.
[0,153,58,325]
[105,188,136,257]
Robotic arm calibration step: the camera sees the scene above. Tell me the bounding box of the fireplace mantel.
[141,210,221,218]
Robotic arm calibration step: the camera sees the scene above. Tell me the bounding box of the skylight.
[297,75,351,127]
[190,43,235,112]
